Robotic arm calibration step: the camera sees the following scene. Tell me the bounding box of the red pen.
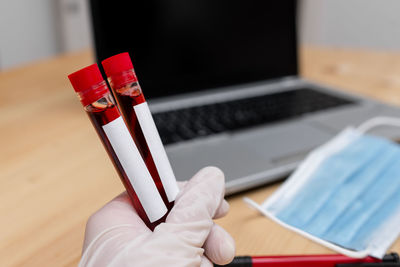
[214,253,399,267]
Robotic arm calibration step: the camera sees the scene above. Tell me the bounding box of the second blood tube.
[68,64,167,230]
[102,53,179,211]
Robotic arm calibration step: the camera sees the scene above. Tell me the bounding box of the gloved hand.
[79,166,235,267]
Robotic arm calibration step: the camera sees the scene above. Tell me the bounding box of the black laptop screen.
[90,0,298,99]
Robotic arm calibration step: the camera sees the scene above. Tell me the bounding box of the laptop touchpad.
[237,122,333,165]
[167,122,333,183]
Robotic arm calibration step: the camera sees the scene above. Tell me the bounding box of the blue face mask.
[246,120,400,259]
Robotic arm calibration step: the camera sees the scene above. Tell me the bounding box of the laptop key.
[153,88,357,145]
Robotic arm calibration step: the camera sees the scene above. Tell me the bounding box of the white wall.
[57,0,91,53]
[0,0,60,70]
[300,0,400,50]
[0,0,91,70]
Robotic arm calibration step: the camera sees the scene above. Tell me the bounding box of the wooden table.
[1,47,400,267]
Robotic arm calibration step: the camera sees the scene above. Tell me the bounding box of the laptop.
[90,0,400,195]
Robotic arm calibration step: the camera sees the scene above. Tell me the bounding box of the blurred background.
[2,1,400,266]
[1,0,400,70]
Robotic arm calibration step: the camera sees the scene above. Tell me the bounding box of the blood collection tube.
[102,53,179,211]
[68,64,168,230]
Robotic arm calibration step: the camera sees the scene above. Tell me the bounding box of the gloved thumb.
[167,166,225,225]
[155,167,227,248]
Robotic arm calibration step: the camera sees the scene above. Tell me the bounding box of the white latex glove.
[79,166,235,267]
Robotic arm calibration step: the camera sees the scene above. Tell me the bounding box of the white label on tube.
[134,102,179,202]
[102,116,167,222]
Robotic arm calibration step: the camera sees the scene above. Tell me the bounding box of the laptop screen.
[90,0,298,99]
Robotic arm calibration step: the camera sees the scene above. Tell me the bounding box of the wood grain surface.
[1,47,399,267]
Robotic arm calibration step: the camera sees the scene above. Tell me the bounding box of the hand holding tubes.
[79,167,236,267]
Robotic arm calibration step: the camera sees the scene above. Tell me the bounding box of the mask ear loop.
[357,116,400,134]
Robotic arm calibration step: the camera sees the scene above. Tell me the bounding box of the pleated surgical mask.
[245,117,400,259]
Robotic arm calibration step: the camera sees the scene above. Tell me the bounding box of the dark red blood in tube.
[68,64,166,230]
[102,54,175,211]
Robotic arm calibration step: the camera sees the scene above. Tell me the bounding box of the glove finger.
[160,167,225,247]
[204,223,235,265]
[177,175,228,220]
[200,256,213,267]
[83,192,151,251]
[167,166,225,224]
[213,199,230,219]
[177,181,187,190]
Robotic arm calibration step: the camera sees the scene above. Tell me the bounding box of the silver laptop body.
[149,77,400,195]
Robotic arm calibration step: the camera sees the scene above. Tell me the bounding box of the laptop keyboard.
[153,88,357,145]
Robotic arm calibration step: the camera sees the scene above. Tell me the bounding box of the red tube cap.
[102,52,134,77]
[68,64,104,92]
[68,64,109,106]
